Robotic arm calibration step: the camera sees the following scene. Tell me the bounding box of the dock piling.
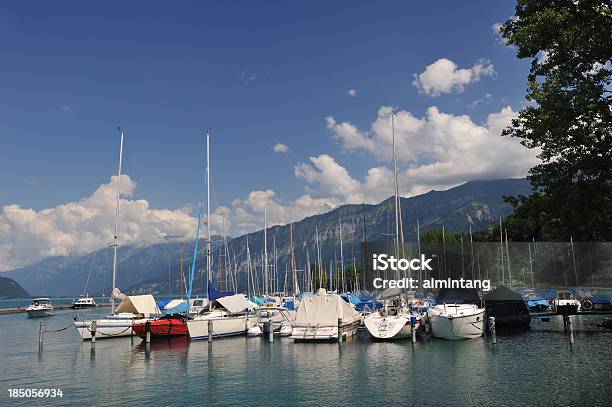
[338,318,343,343]
[208,319,213,343]
[145,321,151,344]
[267,321,274,343]
[568,316,574,346]
[411,316,417,343]
[91,320,97,345]
[489,317,496,345]
[38,322,45,351]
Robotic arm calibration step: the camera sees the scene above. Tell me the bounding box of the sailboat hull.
[364,313,420,340]
[132,318,188,338]
[74,316,146,340]
[429,305,484,340]
[187,315,257,340]
[291,320,361,341]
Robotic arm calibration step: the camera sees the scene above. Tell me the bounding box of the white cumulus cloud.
[346,89,357,97]
[273,143,290,153]
[412,58,495,96]
[0,175,197,271]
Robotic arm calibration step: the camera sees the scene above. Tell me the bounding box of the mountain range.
[4,178,532,296]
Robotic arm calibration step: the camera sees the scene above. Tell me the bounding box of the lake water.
[0,307,610,406]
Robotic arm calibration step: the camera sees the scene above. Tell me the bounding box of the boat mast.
[264,208,268,295]
[206,130,212,290]
[110,127,124,314]
[315,225,322,289]
[391,111,400,267]
[339,214,345,292]
[499,217,504,285]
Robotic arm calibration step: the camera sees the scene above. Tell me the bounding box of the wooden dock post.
[568,316,574,346]
[338,318,343,343]
[91,320,97,345]
[208,319,213,343]
[411,316,417,343]
[489,317,496,345]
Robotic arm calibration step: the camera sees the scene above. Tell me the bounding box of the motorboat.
[186,294,257,340]
[291,288,362,341]
[70,296,96,309]
[555,289,581,315]
[254,303,295,337]
[428,288,485,340]
[74,294,159,340]
[26,298,54,318]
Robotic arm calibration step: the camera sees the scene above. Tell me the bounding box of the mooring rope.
[90,326,132,336]
[43,323,74,333]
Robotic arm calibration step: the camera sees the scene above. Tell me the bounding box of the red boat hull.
[132,318,188,338]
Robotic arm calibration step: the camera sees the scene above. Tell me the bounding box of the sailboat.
[186,130,257,340]
[364,110,421,340]
[74,128,159,340]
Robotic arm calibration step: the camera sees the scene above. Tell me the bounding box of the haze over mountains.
[4,179,531,296]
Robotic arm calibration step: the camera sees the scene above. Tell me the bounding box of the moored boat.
[484,286,530,326]
[291,288,362,341]
[364,298,421,340]
[74,294,159,340]
[428,288,485,340]
[132,314,189,339]
[187,294,257,340]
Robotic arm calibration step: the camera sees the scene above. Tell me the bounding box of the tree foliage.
[500,0,612,241]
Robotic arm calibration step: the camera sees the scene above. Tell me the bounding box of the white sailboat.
[73,128,159,340]
[187,294,257,339]
[364,110,421,340]
[186,130,258,340]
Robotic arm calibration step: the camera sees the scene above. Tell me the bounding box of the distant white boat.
[291,289,362,341]
[187,294,257,340]
[26,298,54,318]
[70,296,96,309]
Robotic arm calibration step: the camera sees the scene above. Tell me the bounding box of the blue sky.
[0,1,539,270]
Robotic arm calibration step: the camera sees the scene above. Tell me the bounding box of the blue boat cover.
[157,299,172,309]
[164,301,189,315]
[208,281,234,301]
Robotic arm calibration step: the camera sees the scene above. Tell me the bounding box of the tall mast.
[528,241,534,289]
[110,127,124,314]
[315,225,322,289]
[290,223,297,298]
[505,229,512,289]
[339,214,345,292]
[417,218,422,283]
[206,130,212,287]
[179,244,184,298]
[391,111,400,265]
[264,208,268,295]
[499,217,504,285]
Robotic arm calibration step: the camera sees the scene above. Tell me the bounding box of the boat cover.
[115,295,160,317]
[216,294,253,314]
[295,289,360,327]
[208,281,234,301]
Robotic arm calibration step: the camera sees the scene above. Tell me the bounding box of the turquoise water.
[0,308,610,406]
